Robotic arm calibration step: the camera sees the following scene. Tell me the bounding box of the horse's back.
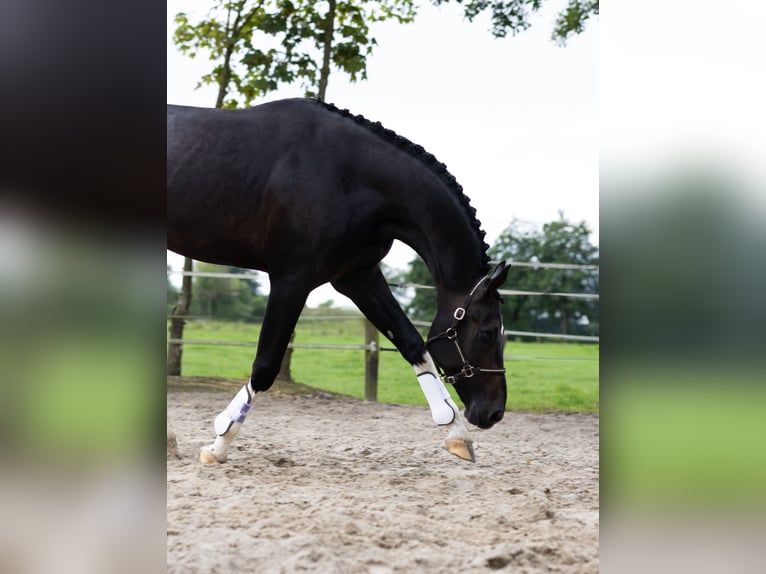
[167,98,359,200]
[166,99,396,275]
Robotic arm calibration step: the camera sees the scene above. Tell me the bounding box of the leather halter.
[425,276,506,385]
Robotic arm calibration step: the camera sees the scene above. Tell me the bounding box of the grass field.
[168,312,598,413]
[605,364,766,508]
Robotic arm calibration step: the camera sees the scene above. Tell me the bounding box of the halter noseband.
[425,276,507,385]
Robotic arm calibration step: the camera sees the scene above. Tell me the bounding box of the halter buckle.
[453,307,466,321]
[461,365,477,378]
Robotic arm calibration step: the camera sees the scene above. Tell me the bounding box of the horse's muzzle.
[466,405,505,429]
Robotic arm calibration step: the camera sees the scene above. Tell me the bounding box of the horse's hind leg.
[332,267,476,461]
[198,381,254,463]
[199,279,310,463]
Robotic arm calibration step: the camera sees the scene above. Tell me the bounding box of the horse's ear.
[487,260,510,290]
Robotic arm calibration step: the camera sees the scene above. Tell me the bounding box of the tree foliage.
[402,213,599,336]
[172,0,595,109]
[173,0,417,106]
[189,262,268,321]
[550,0,598,45]
[402,256,437,322]
[489,213,598,337]
[432,0,598,45]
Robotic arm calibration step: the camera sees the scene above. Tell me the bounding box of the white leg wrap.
[214,382,253,436]
[414,355,457,426]
[200,382,255,462]
[417,371,457,425]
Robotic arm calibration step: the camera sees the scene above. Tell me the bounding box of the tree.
[401,214,598,335]
[168,256,194,375]
[489,213,598,337]
[432,0,598,45]
[403,256,438,323]
[190,263,268,321]
[173,0,417,106]
[173,0,594,109]
[222,265,269,318]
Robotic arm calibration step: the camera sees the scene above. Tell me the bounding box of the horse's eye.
[478,329,496,343]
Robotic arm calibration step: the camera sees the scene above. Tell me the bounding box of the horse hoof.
[446,438,476,462]
[198,446,226,464]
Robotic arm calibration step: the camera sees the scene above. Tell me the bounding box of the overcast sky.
[166,0,598,306]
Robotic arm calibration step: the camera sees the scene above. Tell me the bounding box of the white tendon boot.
[414,353,476,462]
[199,381,254,463]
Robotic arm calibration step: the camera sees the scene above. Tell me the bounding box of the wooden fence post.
[364,319,379,402]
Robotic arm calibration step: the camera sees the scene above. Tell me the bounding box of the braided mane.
[317,99,491,274]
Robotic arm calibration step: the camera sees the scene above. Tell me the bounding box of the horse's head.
[426,261,510,429]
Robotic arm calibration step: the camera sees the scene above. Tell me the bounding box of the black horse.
[167,98,510,462]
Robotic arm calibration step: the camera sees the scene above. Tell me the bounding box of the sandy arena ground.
[167,378,599,573]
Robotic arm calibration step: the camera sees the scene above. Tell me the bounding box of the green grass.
[13,334,158,460]
[605,365,766,509]
[168,316,599,413]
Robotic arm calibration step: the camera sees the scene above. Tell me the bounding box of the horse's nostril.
[489,410,504,425]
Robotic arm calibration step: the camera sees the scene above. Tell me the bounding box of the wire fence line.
[167,315,367,321]
[169,270,262,280]
[169,259,600,278]
[165,338,379,353]
[492,260,599,271]
[503,330,598,343]
[167,325,599,345]
[168,266,600,300]
[167,338,377,352]
[388,282,599,300]
[167,339,595,362]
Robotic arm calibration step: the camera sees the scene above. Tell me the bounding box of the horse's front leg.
[332,267,476,462]
[199,279,310,463]
[413,352,476,462]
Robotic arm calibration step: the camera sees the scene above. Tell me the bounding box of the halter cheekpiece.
[425,275,506,385]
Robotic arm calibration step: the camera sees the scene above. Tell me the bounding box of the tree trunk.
[277,330,295,382]
[167,257,193,375]
[215,0,244,108]
[317,0,336,101]
[215,48,234,108]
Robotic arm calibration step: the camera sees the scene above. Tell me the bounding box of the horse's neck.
[393,180,486,300]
